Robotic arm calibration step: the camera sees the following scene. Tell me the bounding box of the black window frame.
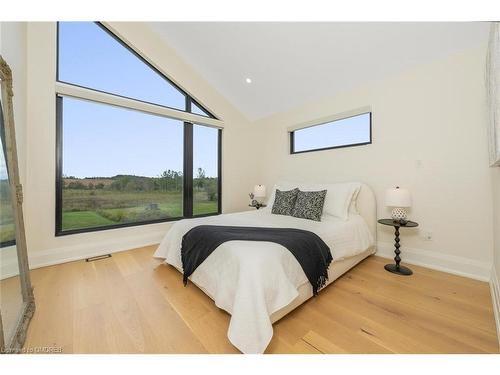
[290,112,372,154]
[55,22,222,237]
[56,22,218,120]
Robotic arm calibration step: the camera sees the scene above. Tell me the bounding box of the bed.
[154,183,376,353]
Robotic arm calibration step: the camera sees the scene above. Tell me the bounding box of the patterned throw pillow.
[292,190,327,221]
[271,188,299,216]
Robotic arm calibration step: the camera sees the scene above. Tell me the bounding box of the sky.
[0,133,7,180]
[58,22,218,178]
[294,113,371,152]
[0,102,7,180]
[10,22,367,180]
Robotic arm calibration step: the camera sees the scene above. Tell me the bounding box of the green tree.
[206,179,218,201]
[195,168,206,191]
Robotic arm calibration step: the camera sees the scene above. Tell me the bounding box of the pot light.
[245,78,252,84]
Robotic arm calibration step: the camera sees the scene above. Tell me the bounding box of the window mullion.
[55,95,63,235]
[217,129,222,214]
[183,121,194,218]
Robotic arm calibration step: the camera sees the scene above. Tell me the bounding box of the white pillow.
[265,181,361,221]
[349,184,362,214]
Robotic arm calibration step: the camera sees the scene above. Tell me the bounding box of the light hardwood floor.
[0,274,23,343]
[23,245,499,354]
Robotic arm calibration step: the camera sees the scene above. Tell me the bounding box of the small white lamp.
[385,186,411,221]
[253,185,266,203]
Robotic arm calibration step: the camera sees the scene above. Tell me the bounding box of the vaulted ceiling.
[147,22,490,121]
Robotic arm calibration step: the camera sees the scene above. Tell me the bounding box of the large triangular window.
[58,22,215,117]
[55,22,221,235]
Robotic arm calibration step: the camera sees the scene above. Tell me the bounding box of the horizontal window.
[290,112,371,154]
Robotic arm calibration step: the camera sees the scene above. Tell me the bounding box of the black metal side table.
[377,219,418,276]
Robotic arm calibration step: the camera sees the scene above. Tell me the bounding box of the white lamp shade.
[253,185,266,198]
[385,187,411,207]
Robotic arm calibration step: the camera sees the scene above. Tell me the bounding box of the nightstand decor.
[378,219,419,276]
[385,186,411,221]
[254,185,266,201]
[249,184,267,209]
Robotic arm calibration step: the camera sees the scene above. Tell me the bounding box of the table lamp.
[385,186,411,222]
[253,185,266,203]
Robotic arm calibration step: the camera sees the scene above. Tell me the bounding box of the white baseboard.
[490,267,500,346]
[31,230,165,268]
[1,234,493,287]
[376,241,492,282]
[1,229,166,280]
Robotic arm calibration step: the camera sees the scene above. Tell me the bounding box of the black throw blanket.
[181,225,333,295]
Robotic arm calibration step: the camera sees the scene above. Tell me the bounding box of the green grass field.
[0,198,15,244]
[193,200,219,216]
[62,211,115,230]
[62,189,217,231]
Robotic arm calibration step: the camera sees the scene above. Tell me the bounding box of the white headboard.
[356,183,377,244]
[266,180,377,243]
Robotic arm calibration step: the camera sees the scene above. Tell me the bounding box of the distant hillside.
[62,173,185,192]
[63,174,158,185]
[63,177,114,187]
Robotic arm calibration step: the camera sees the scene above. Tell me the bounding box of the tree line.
[63,168,218,201]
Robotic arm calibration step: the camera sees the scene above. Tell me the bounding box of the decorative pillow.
[292,190,327,221]
[264,181,361,220]
[271,188,299,216]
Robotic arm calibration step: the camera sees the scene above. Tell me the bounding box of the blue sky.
[294,113,371,152]
[0,102,6,180]
[0,134,7,180]
[59,22,218,178]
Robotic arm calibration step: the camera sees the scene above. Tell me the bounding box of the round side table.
[377,219,419,276]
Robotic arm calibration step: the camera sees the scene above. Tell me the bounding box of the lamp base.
[384,264,413,276]
[391,207,408,221]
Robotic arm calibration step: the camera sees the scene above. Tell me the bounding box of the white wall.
[0,22,28,278]
[22,22,257,269]
[253,47,494,280]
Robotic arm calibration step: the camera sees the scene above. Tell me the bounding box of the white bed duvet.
[153,210,374,353]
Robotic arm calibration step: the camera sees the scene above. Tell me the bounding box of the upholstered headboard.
[355,183,377,246]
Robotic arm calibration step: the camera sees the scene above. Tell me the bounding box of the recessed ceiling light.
[245,78,252,84]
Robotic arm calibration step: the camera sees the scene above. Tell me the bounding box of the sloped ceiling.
[147,22,490,121]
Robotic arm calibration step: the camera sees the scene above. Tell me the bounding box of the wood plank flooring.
[22,245,499,353]
[0,274,23,343]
